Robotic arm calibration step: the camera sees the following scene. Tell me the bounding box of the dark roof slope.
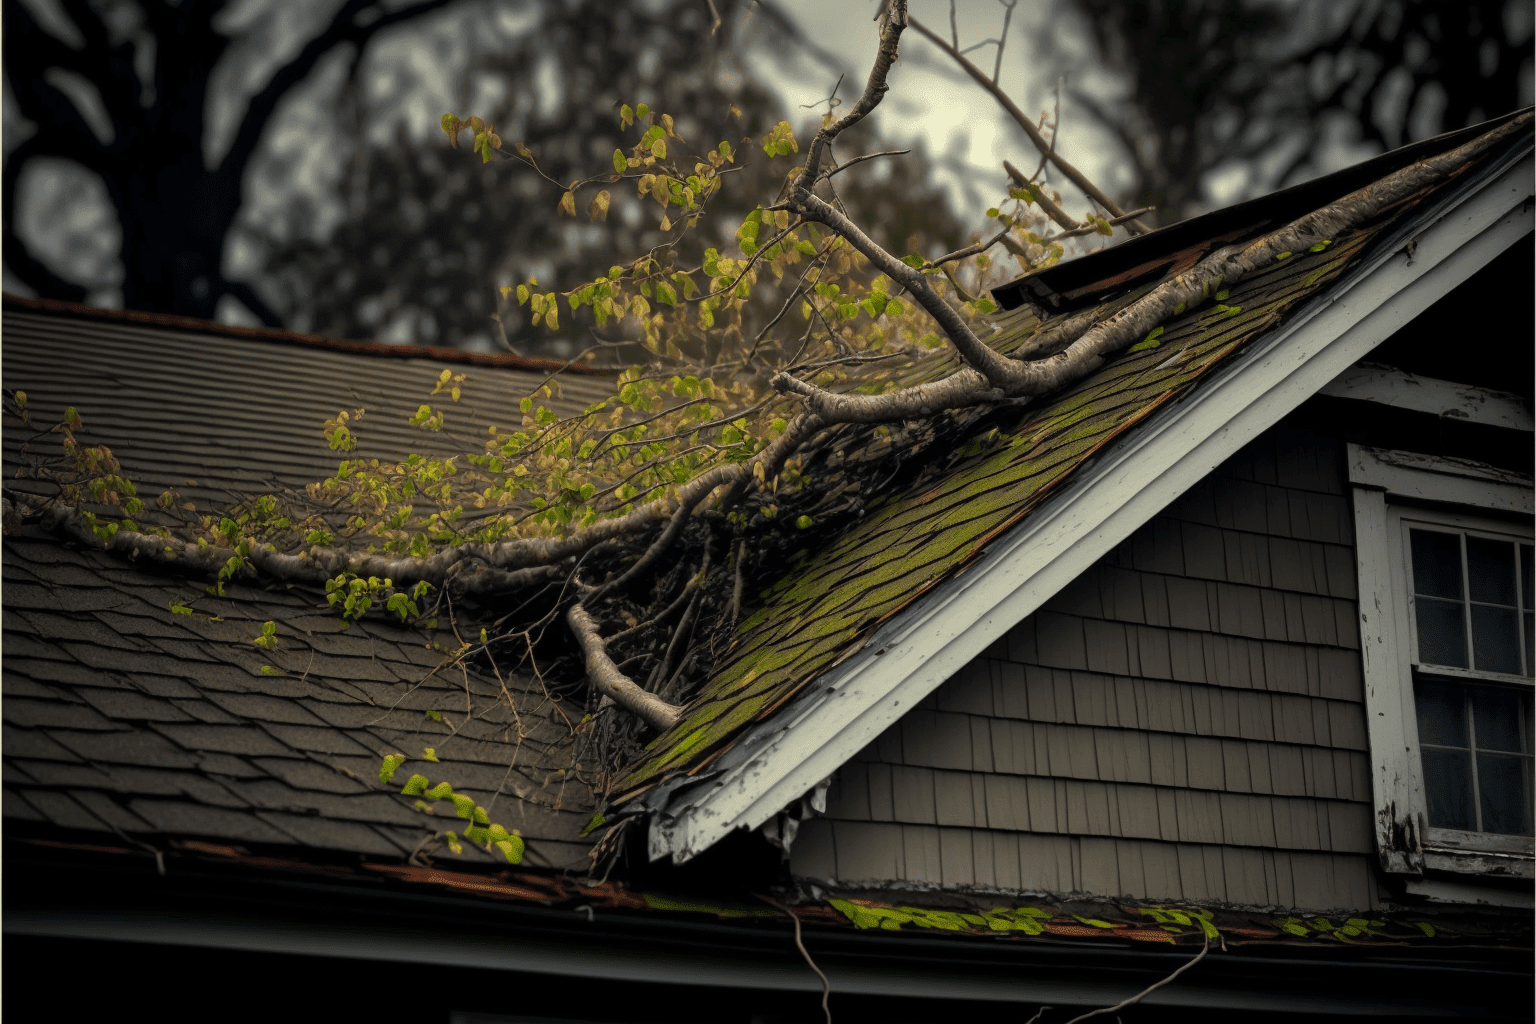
[3,305,614,868]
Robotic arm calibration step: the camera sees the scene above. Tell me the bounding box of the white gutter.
[650,145,1535,864]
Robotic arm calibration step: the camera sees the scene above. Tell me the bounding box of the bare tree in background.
[1059,0,1533,224]
[3,0,462,323]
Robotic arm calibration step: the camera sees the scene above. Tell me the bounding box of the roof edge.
[1,293,617,375]
[648,140,1536,864]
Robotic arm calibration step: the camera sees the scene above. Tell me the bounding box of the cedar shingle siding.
[792,416,1381,911]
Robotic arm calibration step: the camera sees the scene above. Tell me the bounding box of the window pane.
[1470,604,1522,675]
[1467,536,1518,605]
[1416,598,1468,668]
[1470,687,1526,753]
[1421,746,1475,830]
[1411,529,1464,600]
[1523,544,1533,608]
[1525,611,1533,673]
[1476,753,1533,836]
[1416,679,1468,747]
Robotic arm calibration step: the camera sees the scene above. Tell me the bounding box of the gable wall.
[790,413,1381,911]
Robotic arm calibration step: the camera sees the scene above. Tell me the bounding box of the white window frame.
[1349,444,1535,882]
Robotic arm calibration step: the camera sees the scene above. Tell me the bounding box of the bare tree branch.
[569,603,682,731]
[907,13,1154,234]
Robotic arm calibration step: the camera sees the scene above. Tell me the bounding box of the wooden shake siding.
[791,416,1381,911]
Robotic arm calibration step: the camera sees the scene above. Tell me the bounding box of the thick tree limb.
[907,14,1154,235]
[568,603,682,732]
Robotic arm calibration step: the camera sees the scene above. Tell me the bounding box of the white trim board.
[1320,362,1533,432]
[647,143,1536,864]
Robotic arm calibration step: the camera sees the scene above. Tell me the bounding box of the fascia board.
[652,146,1536,863]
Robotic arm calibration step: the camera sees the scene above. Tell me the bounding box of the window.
[1349,445,1534,883]
[1400,517,1533,840]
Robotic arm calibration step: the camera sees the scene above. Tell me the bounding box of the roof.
[622,115,1536,862]
[2,305,617,868]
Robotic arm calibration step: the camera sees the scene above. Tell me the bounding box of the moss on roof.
[617,210,1403,793]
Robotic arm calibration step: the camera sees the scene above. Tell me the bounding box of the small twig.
[1003,159,1079,232]
[761,896,832,1024]
[705,0,722,35]
[1060,934,1210,1024]
[1031,78,1062,181]
[1048,205,1157,243]
[925,222,1014,269]
[822,148,910,181]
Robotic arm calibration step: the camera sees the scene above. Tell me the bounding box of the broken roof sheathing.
[624,113,1535,861]
[2,308,617,868]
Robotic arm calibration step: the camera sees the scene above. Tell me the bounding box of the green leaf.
[581,812,607,837]
[422,747,439,762]
[425,709,443,722]
[258,665,283,676]
[451,793,476,819]
[168,600,193,615]
[1414,921,1436,938]
[378,754,407,784]
[494,835,525,864]
[612,148,627,174]
[400,773,430,797]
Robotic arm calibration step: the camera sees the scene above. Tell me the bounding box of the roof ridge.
[1,294,618,375]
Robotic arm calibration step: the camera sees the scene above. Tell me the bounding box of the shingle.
[900,711,972,771]
[2,726,82,762]
[1185,737,1226,790]
[1034,612,1088,670]
[1017,833,1072,892]
[982,773,1030,831]
[3,697,117,731]
[938,828,975,886]
[832,821,904,881]
[22,789,108,832]
[252,812,410,856]
[828,762,871,821]
[1078,836,1120,897]
[1083,619,1130,675]
[69,790,155,832]
[200,692,327,726]
[51,728,201,768]
[12,759,115,789]
[1180,522,1226,581]
[75,688,194,722]
[128,799,295,844]
[197,753,265,778]
[1323,544,1358,600]
[3,786,47,821]
[866,762,895,820]
[1174,789,1223,844]
[889,765,937,824]
[902,825,942,885]
[150,724,292,757]
[1,633,82,663]
[123,673,202,698]
[1164,578,1210,632]
[789,819,836,882]
[1141,573,1171,627]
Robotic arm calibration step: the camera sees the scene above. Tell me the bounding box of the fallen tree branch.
[568,603,683,732]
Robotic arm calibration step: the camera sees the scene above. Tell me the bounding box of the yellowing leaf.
[558,190,577,217]
[588,190,611,222]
